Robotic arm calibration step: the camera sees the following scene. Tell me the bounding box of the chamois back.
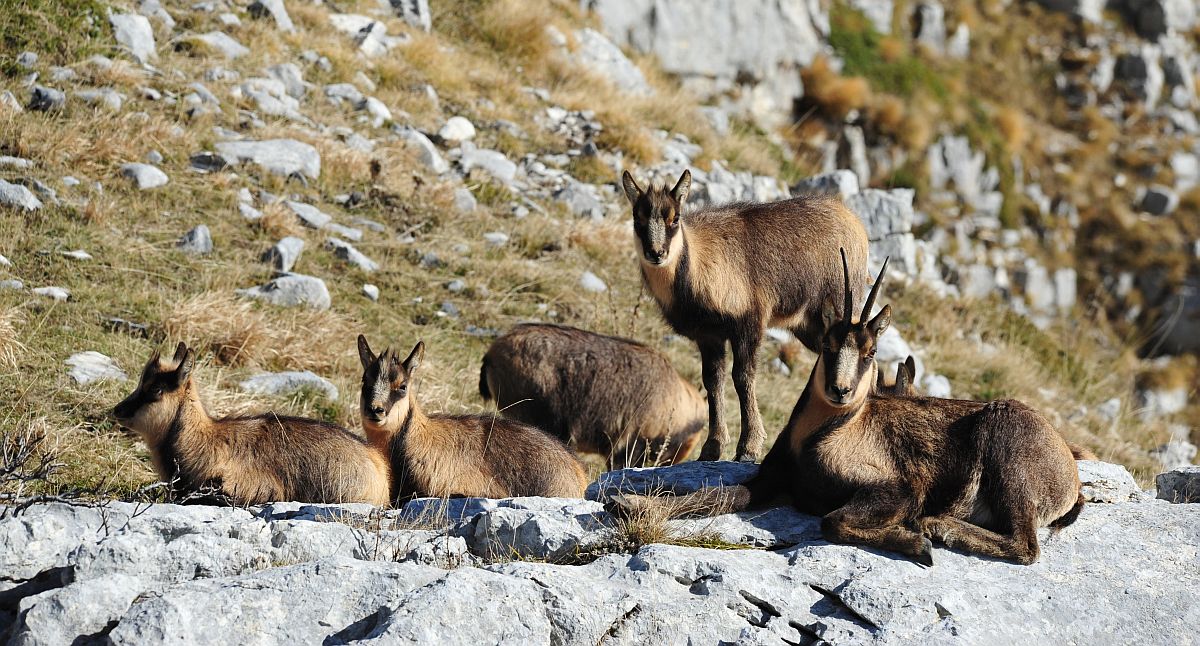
[480,323,706,468]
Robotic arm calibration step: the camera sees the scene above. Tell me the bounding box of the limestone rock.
[262,236,304,272]
[32,286,69,301]
[121,163,169,190]
[110,13,156,63]
[792,170,860,199]
[389,0,433,32]
[459,144,517,184]
[28,86,65,112]
[213,139,321,179]
[177,225,213,255]
[0,179,43,211]
[325,238,379,272]
[239,370,339,400]
[1156,466,1200,503]
[65,351,127,385]
[1077,460,1147,503]
[397,127,449,174]
[191,32,250,59]
[237,274,331,309]
[248,0,295,32]
[579,271,607,293]
[570,28,650,95]
[438,116,477,142]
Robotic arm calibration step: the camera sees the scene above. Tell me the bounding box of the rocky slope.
[2,461,1198,644]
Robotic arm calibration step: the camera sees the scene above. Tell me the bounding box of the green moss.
[1,0,111,76]
[828,4,947,100]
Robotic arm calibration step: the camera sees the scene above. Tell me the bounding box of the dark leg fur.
[697,339,729,461]
[917,514,1041,564]
[731,332,765,462]
[821,488,933,566]
[1049,493,1085,529]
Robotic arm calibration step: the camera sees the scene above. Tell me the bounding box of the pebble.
[362,284,380,301]
[579,271,607,293]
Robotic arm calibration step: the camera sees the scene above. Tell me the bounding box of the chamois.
[875,355,1098,460]
[357,335,588,502]
[622,169,870,462]
[612,253,1083,565]
[112,343,391,506]
[479,323,706,469]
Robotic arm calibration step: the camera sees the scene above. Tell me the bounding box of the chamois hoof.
[698,440,723,461]
[915,538,935,567]
[735,452,759,464]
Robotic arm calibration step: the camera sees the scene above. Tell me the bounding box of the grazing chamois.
[622,169,870,462]
[611,253,1083,565]
[876,356,917,396]
[112,343,391,506]
[357,335,588,502]
[479,323,706,469]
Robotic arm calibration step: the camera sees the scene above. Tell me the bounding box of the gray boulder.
[453,187,477,212]
[913,1,946,54]
[458,143,517,184]
[389,0,433,31]
[248,0,295,32]
[792,170,860,199]
[262,236,304,272]
[239,370,339,400]
[177,225,213,255]
[137,0,175,29]
[213,140,321,179]
[266,63,310,99]
[325,238,379,272]
[554,182,606,219]
[438,116,476,142]
[121,163,168,190]
[846,189,917,276]
[570,28,651,95]
[397,127,449,174]
[9,574,146,646]
[1077,460,1147,503]
[0,179,43,211]
[1156,466,1200,503]
[191,32,250,59]
[76,88,125,112]
[28,86,65,112]
[110,13,156,63]
[237,274,331,309]
[64,351,127,385]
[285,200,332,229]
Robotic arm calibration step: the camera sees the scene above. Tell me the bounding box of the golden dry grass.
[801,56,873,119]
[0,307,24,370]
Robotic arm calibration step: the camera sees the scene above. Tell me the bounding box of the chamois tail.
[478,357,492,401]
[1049,492,1085,530]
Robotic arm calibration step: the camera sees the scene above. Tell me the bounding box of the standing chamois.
[479,323,706,469]
[112,343,391,506]
[611,253,1083,565]
[622,169,870,462]
[357,335,588,502]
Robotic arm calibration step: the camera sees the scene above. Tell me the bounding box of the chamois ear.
[403,341,425,375]
[171,341,188,367]
[173,348,195,387]
[903,356,916,383]
[894,359,911,392]
[671,169,691,205]
[357,334,376,371]
[820,295,840,336]
[868,304,892,337]
[621,170,643,207]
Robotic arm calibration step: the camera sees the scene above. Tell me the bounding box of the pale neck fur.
[148,380,216,481]
[786,358,874,456]
[638,225,687,309]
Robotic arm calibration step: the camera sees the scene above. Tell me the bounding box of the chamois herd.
[111,170,1085,565]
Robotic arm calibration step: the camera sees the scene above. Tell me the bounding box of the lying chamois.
[876,355,1098,460]
[612,254,1083,565]
[112,343,390,506]
[876,356,917,396]
[357,335,588,502]
[622,169,870,462]
[479,323,706,469]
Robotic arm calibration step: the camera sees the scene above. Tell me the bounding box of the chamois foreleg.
[697,339,729,461]
[731,331,765,462]
[916,513,1041,565]
[821,487,934,566]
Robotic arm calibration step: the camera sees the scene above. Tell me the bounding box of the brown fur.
[358,335,588,502]
[612,255,1082,565]
[623,169,870,462]
[112,343,390,506]
[479,323,706,469]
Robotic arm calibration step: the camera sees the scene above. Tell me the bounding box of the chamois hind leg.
[731,332,765,463]
[697,339,729,461]
[821,488,933,566]
[916,511,1040,565]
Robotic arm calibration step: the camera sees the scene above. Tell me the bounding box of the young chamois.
[612,253,1083,565]
[357,335,588,502]
[622,169,870,462]
[112,343,390,506]
[875,355,1098,460]
[479,323,706,469]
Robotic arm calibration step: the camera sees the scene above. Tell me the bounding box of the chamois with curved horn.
[622,169,870,461]
[611,252,1083,565]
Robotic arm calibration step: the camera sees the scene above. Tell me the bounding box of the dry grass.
[995,107,1029,152]
[0,307,25,370]
[801,57,873,119]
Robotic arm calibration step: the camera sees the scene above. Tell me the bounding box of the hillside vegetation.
[0,0,1190,499]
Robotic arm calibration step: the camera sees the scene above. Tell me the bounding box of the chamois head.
[816,251,891,407]
[877,355,917,396]
[622,169,690,266]
[113,342,196,446]
[358,335,424,434]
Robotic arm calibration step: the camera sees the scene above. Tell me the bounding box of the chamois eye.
[397,385,408,397]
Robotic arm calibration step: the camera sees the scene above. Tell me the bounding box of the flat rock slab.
[1157,466,1200,503]
[238,370,339,400]
[212,139,321,179]
[64,351,127,384]
[236,273,330,309]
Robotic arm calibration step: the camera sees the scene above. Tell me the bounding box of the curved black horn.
[860,256,890,323]
[840,248,853,324]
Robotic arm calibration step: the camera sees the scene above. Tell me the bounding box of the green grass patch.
[1,0,111,76]
[828,4,947,100]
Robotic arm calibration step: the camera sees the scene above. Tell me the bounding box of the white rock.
[32,286,69,301]
[248,0,295,32]
[0,179,43,211]
[237,274,331,309]
[285,201,333,229]
[792,170,860,199]
[120,163,169,190]
[362,96,392,127]
[438,116,477,142]
[1150,440,1197,472]
[483,231,509,247]
[9,574,145,646]
[579,271,608,293]
[192,32,251,59]
[213,139,321,179]
[239,371,339,400]
[920,373,952,398]
[177,225,213,255]
[458,144,517,184]
[397,127,448,174]
[110,13,156,63]
[0,156,34,170]
[1077,460,1146,503]
[61,249,92,261]
[325,238,379,272]
[362,284,380,301]
[569,28,651,95]
[262,236,305,272]
[137,0,175,29]
[0,253,10,267]
[65,351,127,385]
[76,88,126,112]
